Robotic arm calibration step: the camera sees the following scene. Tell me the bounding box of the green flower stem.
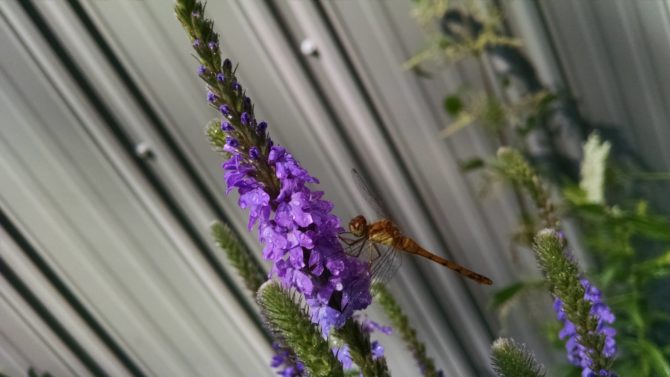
[532,229,612,373]
[210,222,266,293]
[334,319,391,377]
[496,147,558,229]
[490,338,545,377]
[373,283,438,377]
[257,282,344,377]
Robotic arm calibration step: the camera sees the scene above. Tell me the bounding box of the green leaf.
[634,250,670,281]
[640,340,670,377]
[444,95,464,116]
[459,157,486,172]
[491,280,547,312]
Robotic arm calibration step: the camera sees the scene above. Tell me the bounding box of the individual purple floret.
[220,121,234,132]
[271,343,305,377]
[370,341,384,361]
[360,316,392,336]
[240,112,251,126]
[554,279,616,377]
[207,91,217,103]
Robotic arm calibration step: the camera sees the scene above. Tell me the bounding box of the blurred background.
[1,1,669,376]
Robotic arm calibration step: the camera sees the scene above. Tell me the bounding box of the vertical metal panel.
[0,2,273,376]
[539,0,670,176]
[8,0,666,375]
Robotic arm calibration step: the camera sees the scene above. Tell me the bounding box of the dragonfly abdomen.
[398,237,493,285]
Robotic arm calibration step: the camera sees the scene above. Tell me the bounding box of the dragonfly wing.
[369,242,402,286]
[351,168,390,220]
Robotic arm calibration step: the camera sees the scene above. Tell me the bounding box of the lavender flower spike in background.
[175,0,372,334]
[554,279,617,377]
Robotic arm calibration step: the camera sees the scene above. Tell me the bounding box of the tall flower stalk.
[175,1,387,375]
[175,0,371,334]
[533,230,616,376]
[496,147,617,376]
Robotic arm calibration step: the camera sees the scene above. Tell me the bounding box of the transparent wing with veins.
[351,168,389,220]
[347,169,402,285]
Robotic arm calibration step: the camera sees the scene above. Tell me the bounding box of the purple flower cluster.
[221,112,372,333]
[554,279,617,377]
[271,343,305,377]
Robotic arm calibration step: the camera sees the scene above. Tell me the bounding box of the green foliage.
[211,222,267,293]
[495,145,670,376]
[334,319,390,377]
[444,94,463,116]
[373,283,439,377]
[490,279,547,319]
[257,282,344,377]
[490,338,545,377]
[458,157,486,173]
[406,2,520,69]
[495,147,558,228]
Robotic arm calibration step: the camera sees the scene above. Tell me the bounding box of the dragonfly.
[340,169,493,286]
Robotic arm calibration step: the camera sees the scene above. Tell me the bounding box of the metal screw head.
[300,38,319,57]
[135,142,155,160]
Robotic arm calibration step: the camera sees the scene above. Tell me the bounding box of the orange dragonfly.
[340,169,493,286]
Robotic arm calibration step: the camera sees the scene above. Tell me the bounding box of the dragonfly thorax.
[349,215,369,237]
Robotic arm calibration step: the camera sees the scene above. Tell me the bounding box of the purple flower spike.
[554,278,616,377]
[208,41,218,50]
[207,91,217,103]
[190,11,372,338]
[220,121,234,132]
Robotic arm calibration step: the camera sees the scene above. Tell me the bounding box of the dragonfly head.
[349,215,369,237]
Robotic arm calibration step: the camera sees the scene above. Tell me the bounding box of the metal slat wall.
[538,0,670,176]
[5,0,668,376]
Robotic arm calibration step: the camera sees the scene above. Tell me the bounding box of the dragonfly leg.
[370,244,383,262]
